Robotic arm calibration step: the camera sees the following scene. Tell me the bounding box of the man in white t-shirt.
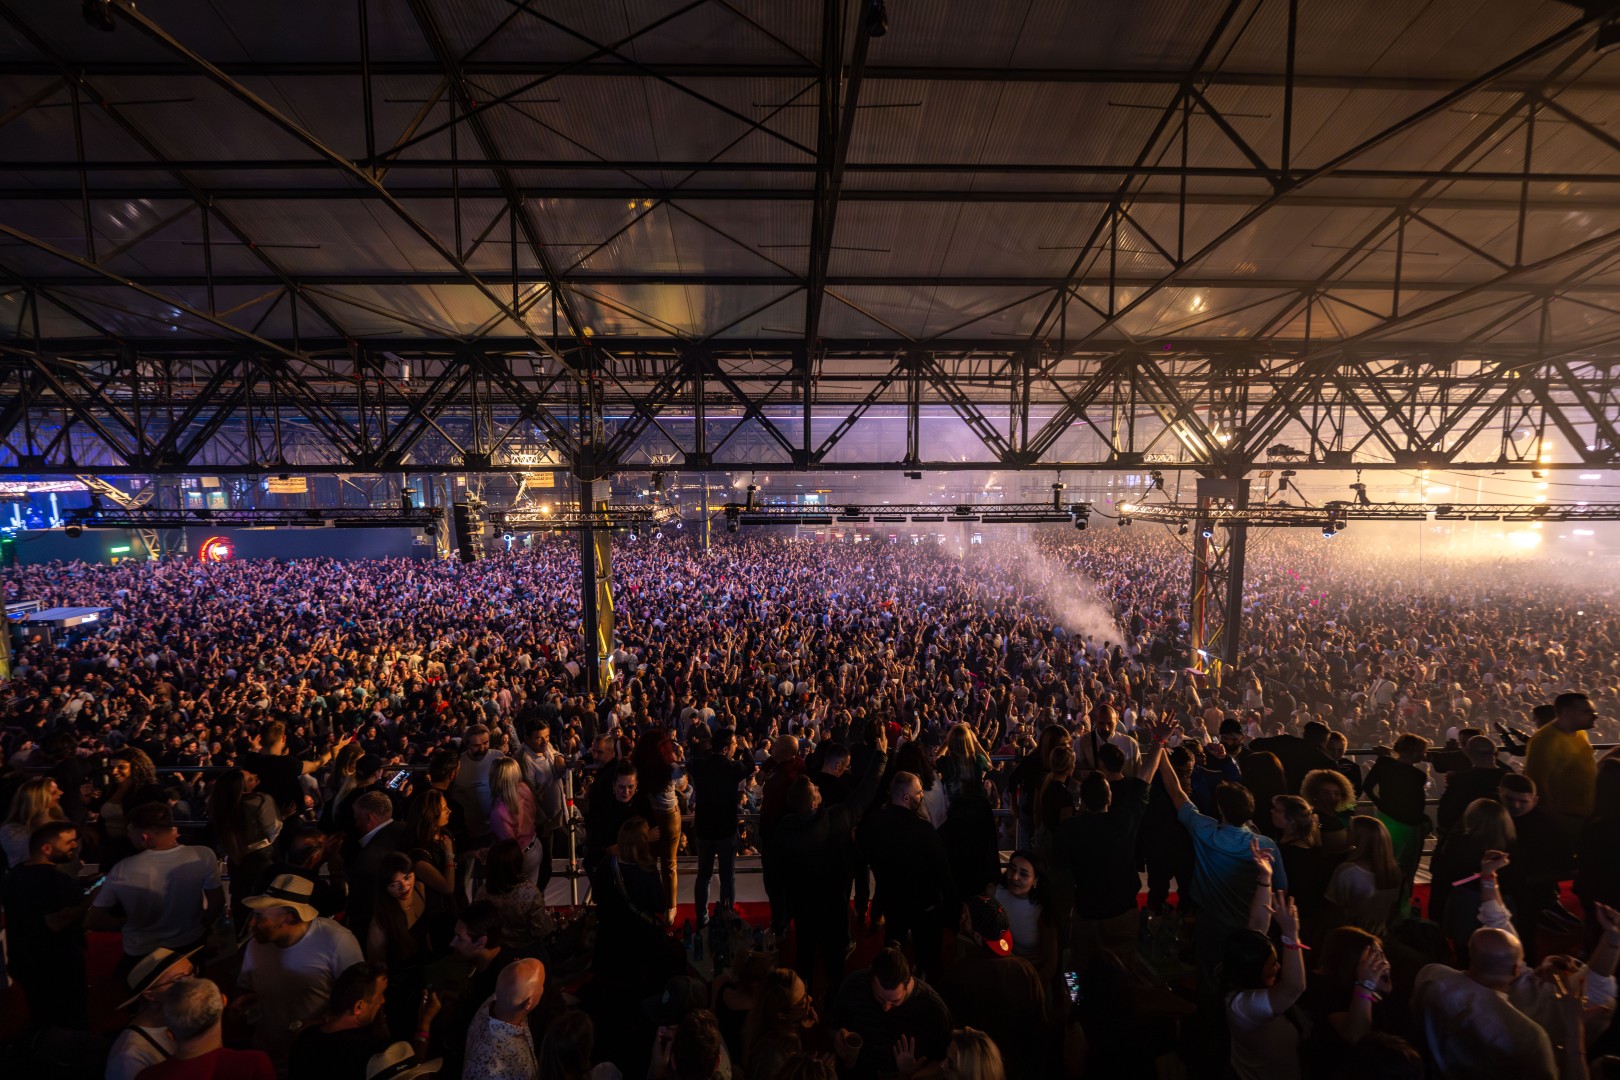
[87,803,223,967]
[239,874,364,1075]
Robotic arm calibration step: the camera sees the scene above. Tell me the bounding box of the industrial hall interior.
[5,2,1620,1080]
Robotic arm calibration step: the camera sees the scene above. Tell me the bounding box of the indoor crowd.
[1,524,1618,1080]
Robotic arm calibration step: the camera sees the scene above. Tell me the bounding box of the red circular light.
[198,535,235,562]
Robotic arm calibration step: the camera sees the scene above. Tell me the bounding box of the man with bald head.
[1412,921,1584,1078]
[464,957,546,1080]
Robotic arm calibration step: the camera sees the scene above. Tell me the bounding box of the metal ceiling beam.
[804,0,869,348]
[5,59,1616,94]
[1,459,1605,478]
[0,2,356,342]
[0,335,1571,356]
[14,271,1619,294]
[102,0,592,394]
[1039,7,1609,349]
[9,186,1620,212]
[19,159,1620,185]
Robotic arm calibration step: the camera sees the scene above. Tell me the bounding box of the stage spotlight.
[1322,522,1337,538]
[1116,517,1127,528]
[1178,522,1190,536]
[1150,471,1165,491]
[65,523,83,538]
[1349,481,1370,506]
[1198,522,1213,539]
[1073,515,1088,531]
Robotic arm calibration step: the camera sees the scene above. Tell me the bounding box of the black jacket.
[687,750,757,841]
[765,750,886,913]
[858,795,952,917]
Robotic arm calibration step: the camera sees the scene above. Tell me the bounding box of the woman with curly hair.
[1302,768,1357,854]
[100,746,164,866]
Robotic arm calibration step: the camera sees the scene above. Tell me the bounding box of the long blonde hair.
[3,777,65,830]
[944,722,984,761]
[489,756,526,822]
[1346,815,1401,890]
[944,1028,1005,1080]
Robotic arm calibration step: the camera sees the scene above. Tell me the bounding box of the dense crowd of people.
[1,523,1618,1079]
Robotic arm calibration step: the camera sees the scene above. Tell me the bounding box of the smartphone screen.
[387,769,409,789]
[1063,970,1082,1004]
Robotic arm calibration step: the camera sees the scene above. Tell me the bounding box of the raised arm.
[1158,752,1190,809]
[1246,840,1277,932]
[1264,894,1309,1015]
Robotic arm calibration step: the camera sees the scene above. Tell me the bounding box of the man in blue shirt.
[1159,757,1286,982]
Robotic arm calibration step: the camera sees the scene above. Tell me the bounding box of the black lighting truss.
[722,501,1091,526]
[5,4,1620,480]
[485,503,679,532]
[61,506,445,529]
[1117,500,1620,527]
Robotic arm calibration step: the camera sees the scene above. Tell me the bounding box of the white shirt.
[1412,964,1557,1079]
[1226,989,1301,1080]
[92,843,220,956]
[240,917,364,1068]
[464,998,538,1080]
[994,886,1043,960]
[106,1024,175,1080]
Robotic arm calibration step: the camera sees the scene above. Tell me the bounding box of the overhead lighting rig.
[720,501,1093,528]
[486,503,680,532]
[1115,500,1620,529]
[62,506,445,530]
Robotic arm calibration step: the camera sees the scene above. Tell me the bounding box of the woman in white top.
[991,848,1059,984]
[1224,847,1307,1080]
[1326,815,1403,936]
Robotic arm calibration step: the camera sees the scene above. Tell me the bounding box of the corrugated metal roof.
[2,0,1618,354]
